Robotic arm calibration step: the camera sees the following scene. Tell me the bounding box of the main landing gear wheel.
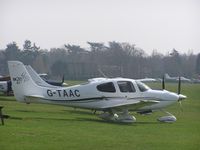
[99,110,136,123]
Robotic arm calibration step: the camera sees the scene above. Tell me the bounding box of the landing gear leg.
[117,109,136,123]
[98,110,118,122]
[99,109,136,123]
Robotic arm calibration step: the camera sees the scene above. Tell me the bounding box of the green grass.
[0,82,200,150]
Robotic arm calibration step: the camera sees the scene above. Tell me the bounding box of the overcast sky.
[0,0,199,54]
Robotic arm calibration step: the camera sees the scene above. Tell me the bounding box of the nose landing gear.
[157,110,176,123]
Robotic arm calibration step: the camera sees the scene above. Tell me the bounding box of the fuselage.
[23,77,179,111]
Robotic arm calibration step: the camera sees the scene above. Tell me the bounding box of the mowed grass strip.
[0,82,200,150]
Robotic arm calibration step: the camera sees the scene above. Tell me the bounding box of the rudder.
[8,61,39,102]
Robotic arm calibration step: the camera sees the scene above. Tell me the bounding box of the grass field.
[0,82,200,150]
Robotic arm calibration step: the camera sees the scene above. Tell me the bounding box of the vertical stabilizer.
[8,61,39,102]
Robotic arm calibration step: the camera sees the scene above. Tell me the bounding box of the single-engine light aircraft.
[8,61,187,123]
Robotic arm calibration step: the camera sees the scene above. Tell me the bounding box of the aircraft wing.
[101,99,159,111]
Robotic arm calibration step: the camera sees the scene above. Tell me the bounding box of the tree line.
[0,40,200,80]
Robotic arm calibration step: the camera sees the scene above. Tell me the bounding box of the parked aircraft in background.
[0,66,66,95]
[138,77,161,83]
[98,68,161,83]
[192,78,200,84]
[0,76,12,95]
[8,61,187,123]
[0,76,10,81]
[26,65,66,86]
[164,73,191,83]
[0,80,12,95]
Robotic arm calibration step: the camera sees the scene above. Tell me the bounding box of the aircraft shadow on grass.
[9,115,161,126]
[75,117,161,125]
[63,109,97,116]
[9,109,166,125]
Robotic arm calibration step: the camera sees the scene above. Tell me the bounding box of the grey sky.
[0,0,199,54]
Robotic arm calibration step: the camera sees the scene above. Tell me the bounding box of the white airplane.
[165,73,191,83]
[8,61,187,123]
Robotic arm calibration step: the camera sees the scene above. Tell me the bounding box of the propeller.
[177,76,182,111]
[62,75,65,84]
[162,75,165,90]
[177,76,187,112]
[177,76,187,100]
[161,74,186,112]
[178,76,181,94]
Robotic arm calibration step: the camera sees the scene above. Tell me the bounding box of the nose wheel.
[157,110,176,123]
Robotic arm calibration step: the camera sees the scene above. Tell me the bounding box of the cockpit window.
[136,81,150,92]
[117,81,136,93]
[97,82,116,93]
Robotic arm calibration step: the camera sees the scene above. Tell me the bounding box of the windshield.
[136,81,151,92]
